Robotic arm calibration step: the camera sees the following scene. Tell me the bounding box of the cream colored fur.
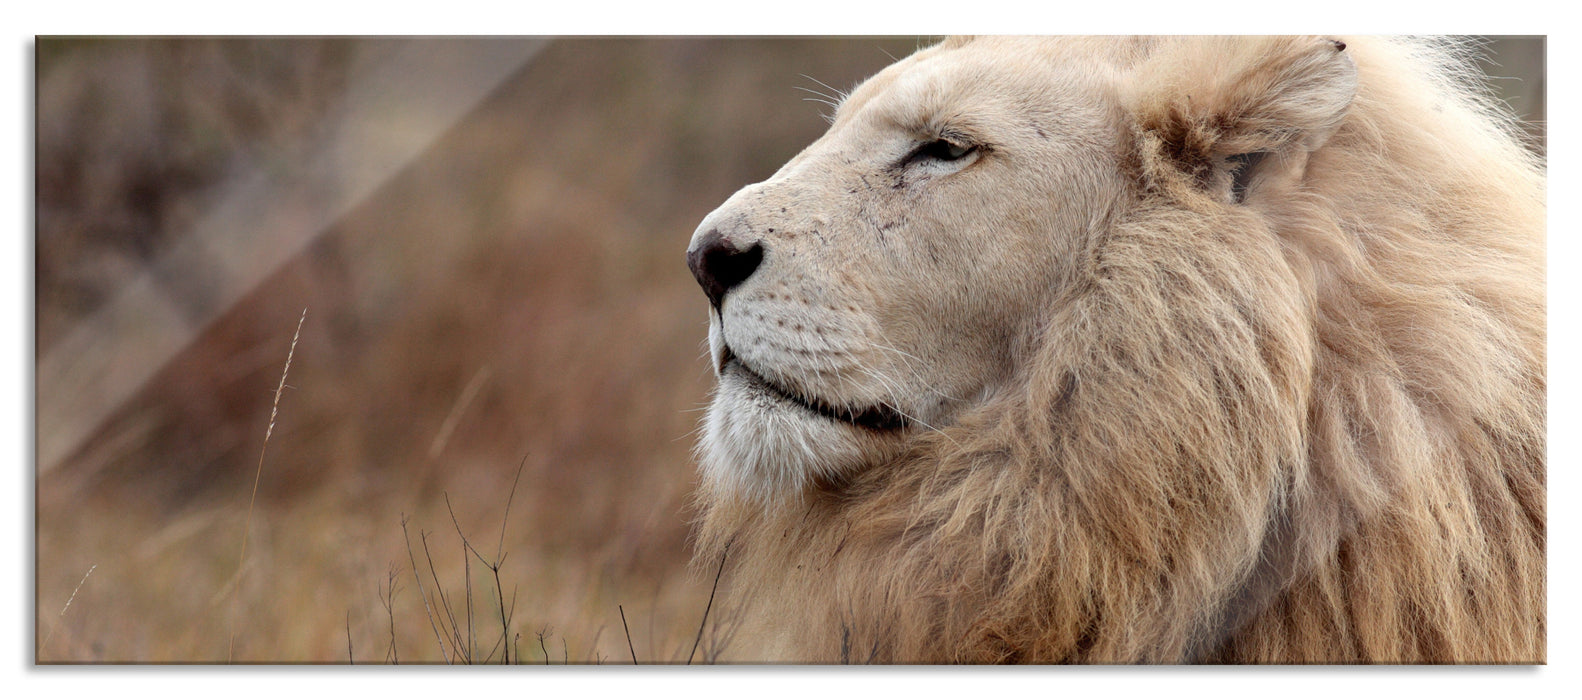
[686,36,1544,663]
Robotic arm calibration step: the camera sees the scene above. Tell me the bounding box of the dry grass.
[32,36,1544,664]
[227,307,305,661]
[34,37,918,664]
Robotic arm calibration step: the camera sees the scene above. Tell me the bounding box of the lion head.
[688,36,1131,502]
[686,36,1544,663]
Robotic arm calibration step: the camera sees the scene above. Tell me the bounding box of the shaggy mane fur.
[693,36,1544,663]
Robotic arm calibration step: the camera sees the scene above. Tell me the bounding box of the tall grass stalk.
[226,307,306,663]
[40,563,96,656]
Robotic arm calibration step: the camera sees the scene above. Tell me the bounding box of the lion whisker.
[847,362,959,447]
[797,74,849,103]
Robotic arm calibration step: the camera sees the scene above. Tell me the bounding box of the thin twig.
[464,543,474,662]
[482,586,520,663]
[496,456,527,562]
[482,584,516,664]
[41,563,95,655]
[483,630,506,663]
[449,460,525,664]
[619,605,638,664]
[419,529,468,663]
[442,493,480,663]
[401,515,451,663]
[687,542,730,665]
[489,459,527,662]
[346,610,354,665]
[490,568,510,663]
[227,307,306,663]
[379,565,400,664]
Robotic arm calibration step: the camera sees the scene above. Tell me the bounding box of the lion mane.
[690,36,1544,663]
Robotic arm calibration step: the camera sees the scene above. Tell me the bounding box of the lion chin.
[685,36,1545,664]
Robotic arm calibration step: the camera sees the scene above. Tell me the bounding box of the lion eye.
[917,138,975,162]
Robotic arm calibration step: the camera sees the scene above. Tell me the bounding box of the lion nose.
[687,229,764,310]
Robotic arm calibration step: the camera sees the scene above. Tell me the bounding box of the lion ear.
[1125,36,1357,204]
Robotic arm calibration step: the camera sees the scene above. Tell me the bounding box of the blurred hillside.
[33,36,1544,663]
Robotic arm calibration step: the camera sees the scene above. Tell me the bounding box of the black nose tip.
[687,229,764,310]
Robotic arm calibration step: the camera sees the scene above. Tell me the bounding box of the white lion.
[686,36,1545,663]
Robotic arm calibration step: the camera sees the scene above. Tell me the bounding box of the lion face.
[688,38,1130,499]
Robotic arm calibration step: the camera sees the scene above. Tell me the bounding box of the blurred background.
[33,36,1544,663]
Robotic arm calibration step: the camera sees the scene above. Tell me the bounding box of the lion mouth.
[721,347,909,432]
